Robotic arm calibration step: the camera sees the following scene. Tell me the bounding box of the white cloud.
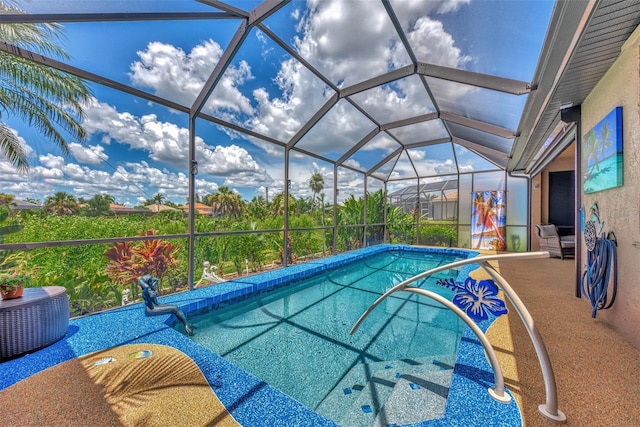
[129,40,254,115]
[197,144,261,176]
[118,0,474,176]
[298,0,412,86]
[389,0,470,29]
[0,0,478,206]
[69,142,108,165]
[81,98,278,199]
[38,154,65,169]
[243,0,473,160]
[82,98,190,167]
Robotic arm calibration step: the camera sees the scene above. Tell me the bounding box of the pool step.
[337,366,453,427]
[371,372,453,426]
[316,355,455,426]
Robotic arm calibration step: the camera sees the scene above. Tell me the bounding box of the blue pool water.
[188,250,468,426]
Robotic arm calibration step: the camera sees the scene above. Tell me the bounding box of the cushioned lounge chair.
[535,224,575,259]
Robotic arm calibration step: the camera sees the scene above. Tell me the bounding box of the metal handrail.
[350,251,567,423]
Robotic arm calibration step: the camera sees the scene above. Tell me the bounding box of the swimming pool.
[0,244,522,426]
[184,250,472,426]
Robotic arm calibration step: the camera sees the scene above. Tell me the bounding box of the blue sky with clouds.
[1,0,554,207]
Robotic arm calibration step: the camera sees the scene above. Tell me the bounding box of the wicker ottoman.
[0,286,69,360]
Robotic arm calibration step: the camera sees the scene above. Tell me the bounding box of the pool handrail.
[350,250,567,423]
[390,286,511,403]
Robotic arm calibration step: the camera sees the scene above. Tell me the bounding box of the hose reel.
[581,220,617,318]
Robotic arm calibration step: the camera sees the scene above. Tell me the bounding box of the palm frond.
[0,122,28,172]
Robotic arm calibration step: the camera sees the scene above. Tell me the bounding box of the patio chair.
[535,224,575,259]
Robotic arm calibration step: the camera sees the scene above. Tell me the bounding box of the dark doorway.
[549,171,575,237]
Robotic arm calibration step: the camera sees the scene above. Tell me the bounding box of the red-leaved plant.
[104,230,180,289]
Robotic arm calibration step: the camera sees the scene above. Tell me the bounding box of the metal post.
[284,148,290,267]
[187,116,196,290]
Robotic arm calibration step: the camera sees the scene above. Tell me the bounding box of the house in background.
[144,204,180,213]
[108,203,152,216]
[9,199,42,212]
[181,202,213,216]
[429,191,458,221]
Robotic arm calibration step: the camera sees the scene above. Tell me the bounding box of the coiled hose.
[581,224,617,318]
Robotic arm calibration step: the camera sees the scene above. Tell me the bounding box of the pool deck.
[2,245,530,426]
[487,255,640,426]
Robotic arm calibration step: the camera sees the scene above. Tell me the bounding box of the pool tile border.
[0,244,521,427]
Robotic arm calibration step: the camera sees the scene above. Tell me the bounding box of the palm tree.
[205,186,244,226]
[309,173,324,212]
[0,1,91,172]
[0,193,16,207]
[84,194,115,216]
[246,195,268,218]
[151,193,165,212]
[44,191,78,216]
[271,192,297,216]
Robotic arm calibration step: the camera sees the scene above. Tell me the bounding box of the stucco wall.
[581,25,640,349]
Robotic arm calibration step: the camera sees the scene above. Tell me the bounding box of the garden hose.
[581,221,617,318]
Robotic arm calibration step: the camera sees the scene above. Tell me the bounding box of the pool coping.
[0,244,522,426]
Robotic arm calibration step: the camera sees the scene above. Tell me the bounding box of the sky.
[1,0,554,207]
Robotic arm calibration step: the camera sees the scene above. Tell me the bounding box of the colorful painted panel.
[583,107,623,194]
[471,191,506,250]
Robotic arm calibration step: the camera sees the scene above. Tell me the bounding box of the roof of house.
[144,204,180,213]
[181,202,213,215]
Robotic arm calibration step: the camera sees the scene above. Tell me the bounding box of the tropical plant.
[337,194,365,250]
[0,193,16,207]
[295,196,312,214]
[246,195,269,219]
[149,193,165,212]
[418,222,457,247]
[44,191,79,216]
[0,204,23,274]
[204,186,244,225]
[104,230,180,289]
[309,172,324,212]
[82,194,115,217]
[0,273,31,290]
[271,192,297,215]
[0,0,91,172]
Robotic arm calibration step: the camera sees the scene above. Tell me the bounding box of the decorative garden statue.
[138,274,196,336]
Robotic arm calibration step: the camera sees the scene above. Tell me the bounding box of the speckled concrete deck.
[486,256,640,426]
[4,245,627,426]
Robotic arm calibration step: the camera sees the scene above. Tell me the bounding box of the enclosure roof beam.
[198,0,250,17]
[286,93,339,149]
[336,128,381,165]
[340,65,416,98]
[380,113,439,131]
[191,0,289,117]
[451,137,509,170]
[0,12,238,23]
[367,146,403,177]
[417,62,534,95]
[403,137,452,150]
[197,113,286,148]
[440,111,517,139]
[0,42,188,114]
